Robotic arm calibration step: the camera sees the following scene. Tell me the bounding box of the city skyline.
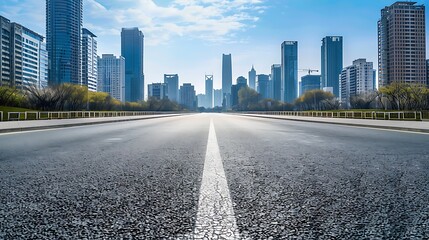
[1,0,428,95]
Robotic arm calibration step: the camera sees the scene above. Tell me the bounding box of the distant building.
[301,75,321,95]
[97,54,125,102]
[205,75,214,108]
[340,59,376,107]
[81,28,97,92]
[197,94,206,108]
[213,89,223,107]
[281,41,298,103]
[257,74,271,99]
[164,74,179,102]
[427,60,429,85]
[248,66,256,90]
[47,0,83,86]
[180,83,197,110]
[378,2,426,87]
[321,36,343,97]
[121,27,144,102]
[222,54,232,108]
[271,64,281,101]
[0,16,48,89]
[148,83,167,100]
[231,76,248,108]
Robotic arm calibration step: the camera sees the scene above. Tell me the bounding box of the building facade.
[1,16,48,89]
[164,74,179,102]
[271,64,282,101]
[340,59,376,107]
[47,0,83,86]
[213,89,222,107]
[257,74,271,100]
[301,75,321,95]
[321,36,343,97]
[205,75,213,108]
[281,41,298,103]
[248,65,256,90]
[231,76,248,108]
[378,2,426,87]
[97,54,125,102]
[148,83,167,100]
[180,83,197,110]
[121,27,144,102]
[222,54,232,107]
[81,28,97,92]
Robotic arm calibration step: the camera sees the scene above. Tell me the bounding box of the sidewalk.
[244,114,429,133]
[0,114,181,133]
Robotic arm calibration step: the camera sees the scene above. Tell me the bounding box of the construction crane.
[299,69,319,75]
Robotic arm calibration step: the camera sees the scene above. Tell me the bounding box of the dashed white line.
[193,119,240,239]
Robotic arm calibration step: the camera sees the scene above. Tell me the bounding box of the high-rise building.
[271,64,281,101]
[426,60,429,85]
[98,54,125,102]
[205,75,213,108]
[231,77,248,108]
[340,59,376,107]
[121,27,144,102]
[180,83,197,111]
[0,16,48,89]
[81,28,97,92]
[222,54,232,107]
[281,41,298,103]
[257,74,271,100]
[197,94,206,108]
[148,83,167,100]
[248,65,256,90]
[213,89,223,107]
[164,74,179,102]
[378,2,426,87]
[301,75,321,95]
[321,36,343,97]
[47,0,83,86]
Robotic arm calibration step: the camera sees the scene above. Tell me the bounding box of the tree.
[295,90,338,110]
[0,86,26,107]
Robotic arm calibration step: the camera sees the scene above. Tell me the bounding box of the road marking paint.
[193,119,240,239]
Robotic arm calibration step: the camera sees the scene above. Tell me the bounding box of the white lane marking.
[193,119,240,239]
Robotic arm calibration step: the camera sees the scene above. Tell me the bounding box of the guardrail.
[1,111,176,121]
[245,111,425,121]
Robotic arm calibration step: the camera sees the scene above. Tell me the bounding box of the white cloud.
[85,0,266,45]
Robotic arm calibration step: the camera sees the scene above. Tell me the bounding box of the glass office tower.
[321,36,343,97]
[281,41,298,103]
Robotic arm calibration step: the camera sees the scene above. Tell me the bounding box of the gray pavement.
[1,113,429,239]
[0,114,181,133]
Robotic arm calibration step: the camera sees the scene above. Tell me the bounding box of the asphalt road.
[1,113,429,239]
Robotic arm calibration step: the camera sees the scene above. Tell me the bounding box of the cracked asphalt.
[1,113,429,239]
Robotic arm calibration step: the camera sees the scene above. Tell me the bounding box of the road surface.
[1,114,428,239]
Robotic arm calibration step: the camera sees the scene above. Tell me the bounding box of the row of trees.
[0,84,182,111]
[234,82,429,111]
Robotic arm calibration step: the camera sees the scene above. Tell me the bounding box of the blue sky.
[1,0,428,95]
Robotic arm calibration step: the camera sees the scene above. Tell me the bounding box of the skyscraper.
[231,77,248,108]
[222,54,232,107]
[121,28,144,102]
[164,74,179,102]
[81,28,97,92]
[378,2,426,87]
[271,64,282,101]
[248,65,256,90]
[257,74,271,100]
[340,59,376,107]
[427,60,429,85]
[0,16,48,89]
[205,75,213,108]
[301,75,321,95]
[98,54,125,102]
[46,0,83,86]
[321,36,343,97]
[281,41,298,103]
[213,89,223,107]
[180,83,197,110]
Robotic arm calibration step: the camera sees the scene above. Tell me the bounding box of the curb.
[242,114,429,134]
[0,114,182,134]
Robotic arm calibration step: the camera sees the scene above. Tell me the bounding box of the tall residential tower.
[378,2,426,87]
[81,28,97,92]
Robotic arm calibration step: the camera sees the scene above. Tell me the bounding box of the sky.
[1,0,428,95]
